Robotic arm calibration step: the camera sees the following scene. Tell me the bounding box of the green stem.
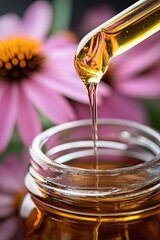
[51,0,73,32]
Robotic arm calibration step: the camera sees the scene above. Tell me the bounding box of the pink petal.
[43,45,77,77]
[16,84,42,147]
[112,40,160,76]
[117,69,160,98]
[73,102,91,120]
[22,78,76,123]
[0,82,9,101]
[48,45,77,63]
[22,0,52,39]
[14,151,30,183]
[0,84,18,152]
[41,61,110,104]
[0,217,18,240]
[98,93,148,123]
[0,154,29,191]
[0,14,21,38]
[0,194,14,218]
[73,93,148,124]
[0,160,24,193]
[31,71,89,104]
[45,31,78,50]
[78,3,115,36]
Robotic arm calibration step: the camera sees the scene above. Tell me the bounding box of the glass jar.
[20,119,160,240]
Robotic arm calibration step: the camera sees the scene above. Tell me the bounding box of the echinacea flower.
[72,3,160,123]
[0,153,29,240]
[0,0,108,152]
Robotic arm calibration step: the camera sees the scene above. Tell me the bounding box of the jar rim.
[30,118,160,175]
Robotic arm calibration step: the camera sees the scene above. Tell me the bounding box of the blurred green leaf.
[0,129,24,161]
[51,0,73,32]
[144,99,160,130]
[39,112,55,130]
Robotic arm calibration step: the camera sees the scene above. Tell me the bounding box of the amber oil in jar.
[20,119,160,240]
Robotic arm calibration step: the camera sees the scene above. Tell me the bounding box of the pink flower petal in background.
[0,153,29,240]
[0,169,22,193]
[6,152,29,183]
[22,78,76,123]
[98,93,148,123]
[44,31,78,50]
[0,195,14,218]
[0,154,27,193]
[77,3,115,36]
[47,45,77,65]
[0,85,18,152]
[0,82,9,101]
[117,68,160,98]
[113,36,160,76]
[16,85,42,147]
[0,217,19,240]
[0,14,21,37]
[22,0,52,39]
[29,71,89,104]
[0,154,30,184]
[73,92,148,124]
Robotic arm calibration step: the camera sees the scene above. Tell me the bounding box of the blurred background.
[0,0,137,17]
[0,1,159,239]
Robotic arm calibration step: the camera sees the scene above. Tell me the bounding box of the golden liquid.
[86,83,99,169]
[23,209,160,240]
[22,159,160,240]
[74,2,160,85]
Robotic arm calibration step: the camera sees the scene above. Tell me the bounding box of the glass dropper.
[75,0,160,85]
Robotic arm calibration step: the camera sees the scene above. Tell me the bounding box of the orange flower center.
[0,36,44,81]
